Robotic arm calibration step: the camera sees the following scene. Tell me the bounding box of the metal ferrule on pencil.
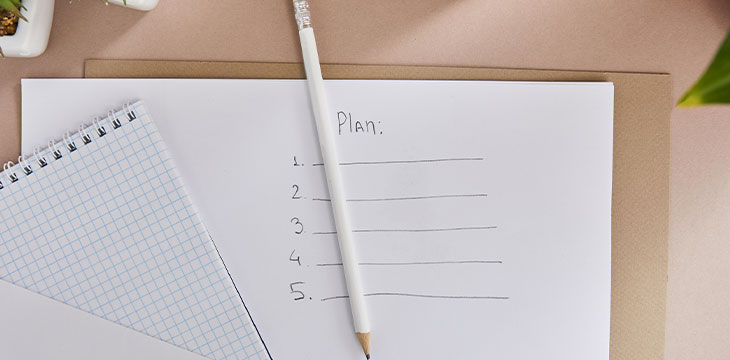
[293,0,312,30]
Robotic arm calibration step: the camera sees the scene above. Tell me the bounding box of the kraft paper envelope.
[85,59,671,360]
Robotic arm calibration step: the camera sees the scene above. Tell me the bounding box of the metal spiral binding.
[94,117,107,137]
[0,104,138,192]
[49,140,63,160]
[79,124,94,145]
[33,148,48,168]
[63,133,78,152]
[19,156,33,175]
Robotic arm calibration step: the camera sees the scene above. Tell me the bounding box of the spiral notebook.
[0,101,269,360]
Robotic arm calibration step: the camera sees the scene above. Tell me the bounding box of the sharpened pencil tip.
[357,332,371,359]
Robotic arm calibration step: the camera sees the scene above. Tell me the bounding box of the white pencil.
[292,1,371,358]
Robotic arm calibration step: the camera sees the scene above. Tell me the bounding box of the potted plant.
[0,0,158,58]
[0,0,55,57]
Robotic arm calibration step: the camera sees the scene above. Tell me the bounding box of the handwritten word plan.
[22,79,614,360]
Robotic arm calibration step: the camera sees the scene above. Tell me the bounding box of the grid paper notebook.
[0,101,269,360]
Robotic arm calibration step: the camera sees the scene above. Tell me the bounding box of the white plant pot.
[0,0,55,57]
[107,0,159,11]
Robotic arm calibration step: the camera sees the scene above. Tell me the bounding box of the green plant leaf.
[678,29,730,107]
[0,0,27,21]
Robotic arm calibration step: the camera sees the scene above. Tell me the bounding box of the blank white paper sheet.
[21,79,613,360]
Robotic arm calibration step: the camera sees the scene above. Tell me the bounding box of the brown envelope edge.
[85,59,671,360]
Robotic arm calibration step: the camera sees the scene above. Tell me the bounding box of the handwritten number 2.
[290,282,305,300]
[292,184,302,199]
[291,217,304,234]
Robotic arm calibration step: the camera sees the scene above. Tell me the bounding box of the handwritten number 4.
[289,249,301,266]
[291,217,304,234]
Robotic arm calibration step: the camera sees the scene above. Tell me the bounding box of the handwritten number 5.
[290,282,305,300]
[291,217,304,234]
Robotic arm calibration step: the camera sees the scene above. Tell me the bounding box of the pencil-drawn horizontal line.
[311,226,497,235]
[321,293,510,302]
[311,193,488,202]
[316,260,503,267]
[311,157,484,167]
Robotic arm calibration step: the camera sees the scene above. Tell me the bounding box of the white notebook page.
[22,79,613,360]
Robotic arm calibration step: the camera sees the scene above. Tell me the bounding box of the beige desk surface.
[0,0,729,358]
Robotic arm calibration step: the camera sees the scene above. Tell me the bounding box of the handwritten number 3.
[291,217,304,234]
